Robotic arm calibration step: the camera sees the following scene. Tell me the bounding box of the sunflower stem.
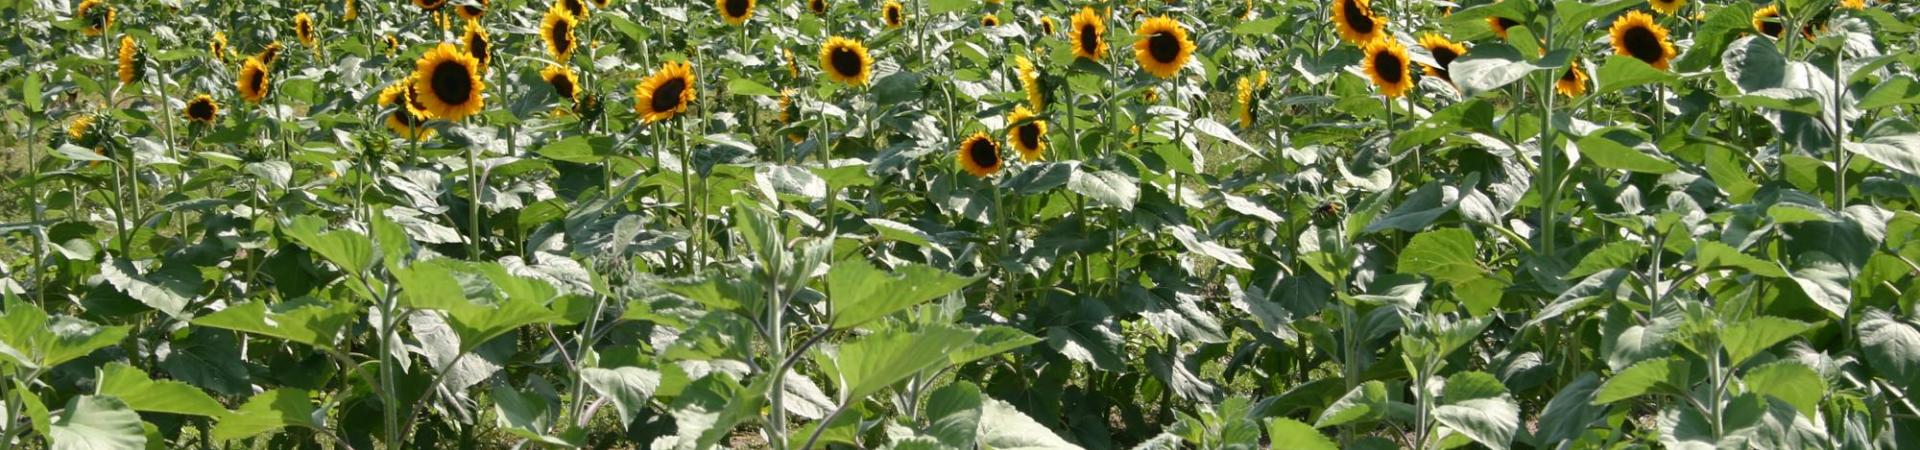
[1539,11,1558,256]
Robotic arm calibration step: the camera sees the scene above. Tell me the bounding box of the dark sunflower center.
[188,101,214,119]
[298,22,310,37]
[1495,17,1517,30]
[810,0,823,13]
[968,139,1000,167]
[724,0,749,17]
[247,69,266,94]
[1043,21,1054,34]
[1078,25,1099,54]
[463,5,481,15]
[887,7,899,23]
[470,35,490,64]
[1017,124,1041,149]
[552,21,574,52]
[430,60,474,105]
[550,75,575,99]
[1373,51,1403,83]
[1560,66,1579,83]
[829,47,862,78]
[650,78,687,113]
[1621,26,1664,64]
[1758,15,1783,37]
[407,86,430,111]
[1342,0,1375,34]
[1147,32,1180,63]
[564,0,585,16]
[1431,47,1459,68]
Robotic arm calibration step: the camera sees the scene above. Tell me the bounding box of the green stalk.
[1830,47,1847,209]
[1537,14,1559,256]
[467,132,483,259]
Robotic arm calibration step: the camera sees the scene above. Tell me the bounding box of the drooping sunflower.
[237,57,271,103]
[559,0,589,19]
[808,0,827,16]
[1648,0,1684,15]
[717,0,754,25]
[1418,33,1466,82]
[981,14,1000,27]
[1006,106,1048,162]
[883,0,905,28]
[1133,16,1195,79]
[1609,11,1676,70]
[541,64,579,102]
[1039,17,1057,35]
[634,60,696,123]
[1016,56,1046,111]
[1331,0,1384,45]
[117,35,143,85]
[1752,5,1785,38]
[183,94,220,124]
[1069,7,1106,60]
[1488,15,1519,39]
[294,12,316,48]
[463,21,491,74]
[77,0,115,36]
[1555,61,1588,97]
[458,0,488,20]
[259,41,284,66]
[957,132,1004,177]
[410,43,486,121]
[1236,77,1256,128]
[819,36,873,86]
[210,31,229,61]
[380,79,436,139]
[68,115,96,141]
[778,88,804,143]
[414,0,447,11]
[1362,38,1412,98]
[541,6,578,62]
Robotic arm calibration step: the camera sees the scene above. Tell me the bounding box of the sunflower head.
[808,0,827,16]
[559,0,590,19]
[237,57,271,103]
[1556,61,1589,97]
[634,60,696,123]
[1332,0,1384,45]
[1015,56,1048,111]
[384,34,401,56]
[294,12,316,47]
[1608,11,1676,70]
[1362,38,1412,98]
[820,36,873,86]
[541,64,579,102]
[1752,5,1785,38]
[1006,106,1048,162]
[542,6,579,62]
[1142,87,1158,104]
[414,0,448,11]
[1133,16,1195,79]
[211,31,229,61]
[777,88,804,143]
[77,0,115,36]
[457,0,488,20]
[1039,17,1057,35]
[344,0,359,21]
[1418,33,1466,82]
[592,0,612,8]
[784,47,800,79]
[957,131,1004,177]
[1648,0,1685,15]
[259,41,284,66]
[380,78,436,139]
[1488,15,1519,39]
[981,14,1000,27]
[116,34,143,85]
[411,43,487,121]
[1236,77,1256,128]
[883,0,906,28]
[717,0,754,25]
[1069,7,1107,60]
[463,21,492,74]
[68,114,97,142]
[1839,0,1865,9]
[184,94,220,124]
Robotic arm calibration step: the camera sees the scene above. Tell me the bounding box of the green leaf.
[1594,357,1691,404]
[1721,317,1816,366]
[1843,135,1920,179]
[1315,381,1388,428]
[832,325,977,402]
[1067,169,1139,211]
[1858,310,1920,388]
[581,366,662,428]
[977,397,1085,450]
[1694,241,1788,278]
[99,256,197,318]
[537,135,617,164]
[55,143,111,162]
[726,78,778,97]
[1728,88,1825,115]
[1435,397,1518,450]
[925,382,984,448]
[96,363,226,417]
[212,389,317,443]
[1594,55,1679,96]
[1267,417,1338,450]
[1674,2,1755,72]
[1569,242,1645,279]
[0,298,130,369]
[281,217,377,276]
[1398,228,1483,285]
[1450,44,1568,97]
[191,299,355,350]
[1857,76,1920,110]
[51,396,146,450]
[1787,251,1853,319]
[1743,361,1824,417]
[1365,182,1460,233]
[1535,374,1606,445]
[828,260,977,330]
[1577,131,1679,174]
[947,325,1041,367]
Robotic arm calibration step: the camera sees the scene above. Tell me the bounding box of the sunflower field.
[5,0,1920,447]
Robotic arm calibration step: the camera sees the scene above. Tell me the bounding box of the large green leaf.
[1843,135,1920,179]
[1743,361,1825,417]
[1858,310,1920,388]
[212,389,316,443]
[1535,374,1606,446]
[50,396,146,450]
[1594,55,1679,96]
[1315,381,1388,428]
[1398,228,1483,285]
[96,363,226,417]
[1450,44,1569,97]
[1594,357,1692,404]
[925,382,985,448]
[1434,372,1519,450]
[99,256,197,318]
[979,397,1085,450]
[581,366,663,427]
[0,299,129,369]
[281,215,377,276]
[1721,317,1816,366]
[1267,417,1338,450]
[831,325,976,403]
[191,299,356,350]
[1576,131,1679,174]
[827,260,977,330]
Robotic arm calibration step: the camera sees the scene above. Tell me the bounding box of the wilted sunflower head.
[883,0,906,28]
[1648,0,1685,15]
[1331,0,1384,45]
[294,12,316,47]
[1069,7,1107,60]
[956,131,1004,177]
[380,78,436,139]
[542,6,579,62]
[457,0,488,20]
[117,34,143,85]
[808,0,827,16]
[1418,33,1466,82]
[1015,56,1047,111]
[237,57,271,103]
[1236,77,1256,128]
[1555,61,1589,97]
[463,21,491,74]
[184,94,220,124]
[1133,16,1195,79]
[634,60,696,123]
[77,0,115,36]
[716,0,754,25]
[410,43,486,121]
[819,36,873,86]
[1006,106,1048,162]
[541,64,579,102]
[1609,11,1676,70]
[1362,38,1412,98]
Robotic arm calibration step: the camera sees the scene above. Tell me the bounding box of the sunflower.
[463,21,491,74]
[541,6,578,62]
[1609,11,1676,70]
[819,36,873,86]
[183,94,219,124]
[1006,106,1048,162]
[1142,87,1158,104]
[116,35,142,85]
[1069,7,1107,60]
[1418,33,1466,82]
[982,14,1000,27]
[1648,0,1684,15]
[778,88,804,143]
[1016,56,1046,111]
[957,132,1004,177]
[1332,0,1385,45]
[414,0,447,11]
[237,57,271,103]
[1133,16,1195,79]
[380,79,435,139]
[1752,5,1785,38]
[1488,15,1519,39]
[1129,7,1147,23]
[69,115,96,141]
[1039,17,1057,35]
[634,60,696,123]
[384,34,401,56]
[559,0,589,19]
[259,41,284,66]
[808,0,827,16]
[717,0,754,25]
[784,47,800,79]
[294,13,316,48]
[344,0,358,21]
[883,0,905,28]
[210,31,229,61]
[592,0,611,7]
[1839,0,1864,9]
[1362,38,1412,98]
[458,0,488,19]
[541,64,579,102]
[1555,61,1588,97]
[77,0,114,36]
[1236,77,1256,128]
[411,43,486,121]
